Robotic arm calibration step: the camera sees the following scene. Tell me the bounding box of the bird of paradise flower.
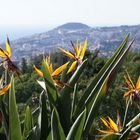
[98,116,122,135]
[124,72,140,100]
[34,55,69,87]
[0,75,10,96]
[59,39,88,73]
[0,37,21,77]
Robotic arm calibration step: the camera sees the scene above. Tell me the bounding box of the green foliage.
[51,108,66,140]
[15,73,41,103]
[0,35,140,140]
[21,58,29,74]
[67,109,86,140]
[38,92,49,139]
[59,59,87,133]
[23,106,34,140]
[9,76,22,140]
[42,59,58,106]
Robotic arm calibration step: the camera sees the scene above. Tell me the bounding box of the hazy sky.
[0,0,140,27]
[0,0,140,41]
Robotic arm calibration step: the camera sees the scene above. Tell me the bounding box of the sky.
[0,0,140,41]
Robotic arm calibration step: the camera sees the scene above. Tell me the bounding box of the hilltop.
[56,22,91,30]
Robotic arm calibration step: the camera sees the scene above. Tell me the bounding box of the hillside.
[1,23,140,59]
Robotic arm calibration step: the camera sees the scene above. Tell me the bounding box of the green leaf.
[42,60,58,108]
[23,106,34,140]
[67,109,86,140]
[58,59,87,133]
[83,79,108,135]
[83,38,134,137]
[9,76,22,140]
[60,59,87,97]
[51,108,66,140]
[61,60,73,83]
[74,35,130,118]
[28,92,49,140]
[101,134,120,140]
[38,91,49,140]
[20,107,40,132]
[70,84,78,121]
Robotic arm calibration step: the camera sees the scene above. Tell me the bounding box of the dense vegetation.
[0,36,140,140]
[11,49,140,119]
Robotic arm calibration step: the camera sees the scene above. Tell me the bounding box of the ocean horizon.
[0,25,54,42]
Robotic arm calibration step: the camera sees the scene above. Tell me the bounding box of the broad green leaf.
[42,60,58,108]
[67,61,77,74]
[26,93,49,140]
[51,108,66,140]
[58,59,87,133]
[83,78,108,135]
[70,84,78,121]
[60,59,87,97]
[21,107,40,130]
[83,39,134,137]
[51,62,69,76]
[67,109,86,140]
[9,76,22,140]
[61,61,73,83]
[101,134,120,140]
[74,35,130,118]
[23,106,34,140]
[38,91,49,140]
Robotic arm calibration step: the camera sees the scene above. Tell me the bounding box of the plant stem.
[123,97,131,128]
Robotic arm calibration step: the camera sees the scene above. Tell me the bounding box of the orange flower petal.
[100,117,110,129]
[108,117,118,132]
[0,83,11,96]
[0,48,7,58]
[124,75,134,90]
[126,73,135,89]
[75,40,79,55]
[34,65,43,77]
[76,44,82,58]
[136,76,140,90]
[49,63,54,74]
[97,129,114,134]
[80,39,88,59]
[67,61,77,74]
[59,48,76,60]
[54,79,64,88]
[52,62,69,77]
[124,90,135,97]
[6,39,12,58]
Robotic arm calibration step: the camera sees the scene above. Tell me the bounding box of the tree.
[21,58,28,74]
